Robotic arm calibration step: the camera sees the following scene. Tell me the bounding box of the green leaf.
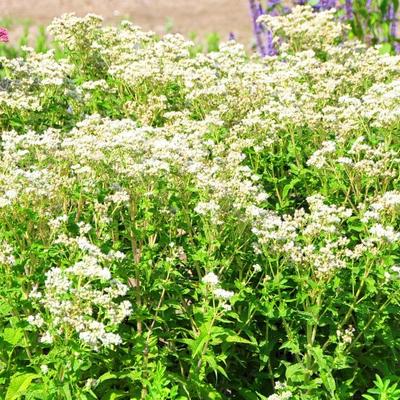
[62,383,72,400]
[285,363,307,383]
[0,302,13,316]
[379,42,392,54]
[225,335,254,345]
[6,372,39,400]
[102,392,127,400]
[3,328,24,346]
[282,178,301,200]
[97,371,118,384]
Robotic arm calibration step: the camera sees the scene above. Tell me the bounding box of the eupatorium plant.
[0,7,400,400]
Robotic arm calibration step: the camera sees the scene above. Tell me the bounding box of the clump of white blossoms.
[337,325,355,344]
[202,272,219,286]
[202,272,234,310]
[268,381,293,400]
[308,136,399,180]
[258,5,347,53]
[0,241,16,266]
[250,195,355,277]
[27,234,132,349]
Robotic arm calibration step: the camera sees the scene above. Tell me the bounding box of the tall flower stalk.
[249,0,267,56]
[388,4,397,37]
[345,0,353,19]
[248,0,276,56]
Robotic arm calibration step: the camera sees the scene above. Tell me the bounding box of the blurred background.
[0,0,253,44]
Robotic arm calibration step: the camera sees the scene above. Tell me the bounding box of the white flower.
[106,190,130,204]
[391,265,400,278]
[274,382,287,390]
[213,288,234,300]
[337,157,353,165]
[67,256,111,281]
[253,264,262,272]
[40,365,49,374]
[194,200,220,215]
[102,332,122,346]
[342,326,355,343]
[267,395,281,400]
[77,221,92,235]
[85,378,97,389]
[27,314,45,328]
[48,215,68,230]
[29,286,42,299]
[202,272,219,286]
[45,268,71,292]
[369,224,400,243]
[40,331,53,344]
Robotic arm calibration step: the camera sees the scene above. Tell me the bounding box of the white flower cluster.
[337,325,355,344]
[369,224,400,243]
[306,140,336,169]
[259,5,346,53]
[202,272,219,286]
[0,48,74,112]
[0,241,16,266]
[308,136,399,179]
[250,196,376,277]
[268,381,292,400]
[47,13,104,52]
[202,272,234,310]
[28,235,131,349]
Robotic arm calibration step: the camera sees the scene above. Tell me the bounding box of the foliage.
[362,375,400,400]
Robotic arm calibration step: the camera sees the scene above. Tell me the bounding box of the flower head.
[202,272,219,286]
[213,288,234,300]
[0,28,9,43]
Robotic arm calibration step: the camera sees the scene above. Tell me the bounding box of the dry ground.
[0,0,254,44]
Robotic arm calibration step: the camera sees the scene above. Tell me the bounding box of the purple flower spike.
[266,0,281,9]
[228,32,236,41]
[388,4,397,38]
[282,6,291,14]
[366,0,372,12]
[0,27,9,43]
[345,0,353,19]
[264,29,276,56]
[249,0,267,57]
[316,0,337,11]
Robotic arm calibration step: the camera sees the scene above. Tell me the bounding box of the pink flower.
[0,28,9,43]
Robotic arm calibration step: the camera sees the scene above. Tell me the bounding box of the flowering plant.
[249,0,400,55]
[0,8,400,400]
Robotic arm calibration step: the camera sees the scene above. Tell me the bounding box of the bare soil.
[0,0,254,44]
